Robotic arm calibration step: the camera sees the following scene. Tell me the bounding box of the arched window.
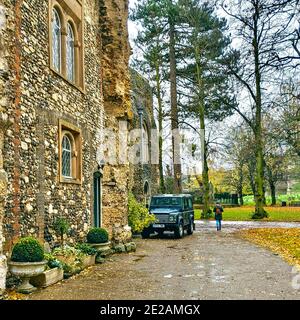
[52,8,62,72]
[59,121,82,184]
[62,135,72,178]
[66,23,75,82]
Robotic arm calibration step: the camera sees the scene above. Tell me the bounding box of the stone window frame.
[49,0,84,91]
[58,120,82,184]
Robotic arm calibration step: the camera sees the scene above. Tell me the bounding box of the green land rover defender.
[142,194,195,239]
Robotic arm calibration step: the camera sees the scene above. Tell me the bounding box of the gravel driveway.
[28,221,300,300]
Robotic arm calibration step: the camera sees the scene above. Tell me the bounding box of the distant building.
[130,69,159,205]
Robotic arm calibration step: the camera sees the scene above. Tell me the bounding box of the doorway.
[144,181,150,207]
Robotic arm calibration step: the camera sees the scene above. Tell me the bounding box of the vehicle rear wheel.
[187,220,194,235]
[174,222,184,239]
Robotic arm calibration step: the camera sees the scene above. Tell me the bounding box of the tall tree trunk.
[270,181,276,206]
[155,60,165,193]
[253,6,267,219]
[263,186,267,205]
[194,46,210,218]
[239,193,244,206]
[169,20,182,194]
[248,165,256,197]
[248,163,256,202]
[200,112,210,218]
[253,73,266,218]
[238,164,244,206]
[267,166,276,206]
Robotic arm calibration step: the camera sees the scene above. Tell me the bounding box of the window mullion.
[61,25,67,78]
[74,41,80,86]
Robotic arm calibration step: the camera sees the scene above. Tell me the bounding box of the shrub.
[51,245,91,277]
[11,237,44,263]
[52,245,84,275]
[52,245,82,258]
[44,253,63,269]
[75,243,98,256]
[128,193,157,233]
[87,228,109,244]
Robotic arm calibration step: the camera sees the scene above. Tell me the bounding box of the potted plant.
[52,245,80,267]
[8,237,47,293]
[30,254,64,288]
[87,228,111,252]
[52,245,84,278]
[75,243,98,268]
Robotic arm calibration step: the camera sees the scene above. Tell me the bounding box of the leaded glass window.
[52,8,61,72]
[66,23,75,82]
[62,135,72,178]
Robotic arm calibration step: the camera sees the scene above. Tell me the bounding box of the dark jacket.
[213,205,224,220]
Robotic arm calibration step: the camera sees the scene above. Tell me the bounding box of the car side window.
[188,198,193,210]
[184,198,188,210]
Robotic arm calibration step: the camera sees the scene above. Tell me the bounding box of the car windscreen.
[150,197,182,208]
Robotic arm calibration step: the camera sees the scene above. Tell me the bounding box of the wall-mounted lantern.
[97,159,106,177]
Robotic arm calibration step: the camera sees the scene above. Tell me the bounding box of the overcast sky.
[128,0,139,49]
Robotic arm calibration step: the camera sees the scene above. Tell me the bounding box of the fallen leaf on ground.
[236,228,300,268]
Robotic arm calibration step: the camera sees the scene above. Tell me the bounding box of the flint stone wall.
[2,0,104,250]
[0,0,134,264]
[0,0,11,296]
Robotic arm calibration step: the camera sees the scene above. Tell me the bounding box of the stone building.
[0,0,133,294]
[130,69,159,205]
[0,0,12,296]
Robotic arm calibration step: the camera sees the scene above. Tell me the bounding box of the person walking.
[213,202,224,231]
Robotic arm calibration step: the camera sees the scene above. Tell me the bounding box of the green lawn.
[194,206,300,222]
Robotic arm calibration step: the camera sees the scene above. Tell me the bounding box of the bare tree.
[220,0,298,218]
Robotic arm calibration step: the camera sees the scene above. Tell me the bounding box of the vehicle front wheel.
[187,220,194,235]
[174,222,184,239]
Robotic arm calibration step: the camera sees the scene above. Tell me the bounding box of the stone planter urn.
[89,241,111,252]
[81,254,96,268]
[8,260,47,293]
[30,267,64,288]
